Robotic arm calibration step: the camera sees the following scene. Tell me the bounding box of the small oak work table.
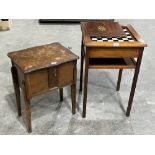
[80,21,147,118]
[8,42,79,132]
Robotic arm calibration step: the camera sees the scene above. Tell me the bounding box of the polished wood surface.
[83,21,126,37]
[8,42,78,73]
[87,47,140,58]
[8,43,78,132]
[80,21,147,118]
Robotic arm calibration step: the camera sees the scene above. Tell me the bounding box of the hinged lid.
[84,21,126,38]
[8,42,79,73]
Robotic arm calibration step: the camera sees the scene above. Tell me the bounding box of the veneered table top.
[8,42,79,73]
[82,21,126,38]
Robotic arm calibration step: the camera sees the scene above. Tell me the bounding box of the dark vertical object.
[126,48,144,117]
[116,69,123,91]
[11,66,22,116]
[80,41,84,92]
[82,51,89,118]
[22,81,32,133]
[71,62,77,114]
[59,88,63,101]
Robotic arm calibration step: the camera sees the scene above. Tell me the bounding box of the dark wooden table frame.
[80,22,147,118]
[8,43,79,133]
[11,61,77,133]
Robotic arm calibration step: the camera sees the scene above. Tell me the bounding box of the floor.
[0,19,155,135]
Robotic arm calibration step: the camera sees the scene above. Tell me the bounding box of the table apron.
[24,62,75,98]
[87,47,140,58]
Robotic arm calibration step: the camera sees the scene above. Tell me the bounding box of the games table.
[80,21,147,118]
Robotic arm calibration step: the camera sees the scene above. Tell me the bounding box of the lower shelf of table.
[89,58,136,69]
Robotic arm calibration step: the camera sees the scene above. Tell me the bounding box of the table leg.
[59,88,63,102]
[22,81,32,133]
[11,66,21,116]
[126,50,144,117]
[79,41,84,92]
[116,69,123,91]
[82,55,89,118]
[71,62,77,114]
[71,84,76,114]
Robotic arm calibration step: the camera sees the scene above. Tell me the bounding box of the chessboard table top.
[81,21,147,47]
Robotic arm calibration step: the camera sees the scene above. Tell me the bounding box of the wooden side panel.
[57,62,74,87]
[88,47,140,58]
[25,62,75,97]
[26,69,49,97]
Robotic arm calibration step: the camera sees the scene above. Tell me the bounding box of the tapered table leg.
[59,88,63,102]
[11,66,21,116]
[71,84,76,114]
[22,82,32,133]
[79,41,84,92]
[82,55,89,118]
[126,49,144,117]
[71,62,77,114]
[116,69,123,91]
